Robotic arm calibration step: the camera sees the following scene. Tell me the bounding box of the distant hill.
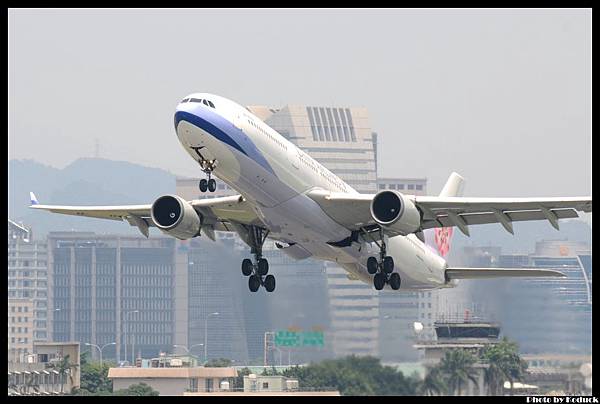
[9,158,592,251]
[8,158,177,238]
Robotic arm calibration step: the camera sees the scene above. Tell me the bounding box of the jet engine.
[370,190,421,235]
[151,195,201,239]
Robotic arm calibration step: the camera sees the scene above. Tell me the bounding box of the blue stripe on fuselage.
[174,108,276,176]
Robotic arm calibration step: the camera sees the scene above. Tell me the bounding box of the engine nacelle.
[370,190,421,235]
[151,195,201,240]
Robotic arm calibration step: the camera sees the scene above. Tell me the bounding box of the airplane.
[29,93,592,293]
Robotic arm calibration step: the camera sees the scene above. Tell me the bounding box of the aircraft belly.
[255,192,349,245]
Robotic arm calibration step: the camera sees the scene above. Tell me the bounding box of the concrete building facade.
[8,220,49,343]
[108,366,237,395]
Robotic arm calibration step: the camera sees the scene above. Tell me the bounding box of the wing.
[445,267,566,280]
[29,193,261,238]
[307,189,592,236]
[416,196,592,236]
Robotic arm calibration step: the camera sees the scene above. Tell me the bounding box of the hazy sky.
[9,9,591,198]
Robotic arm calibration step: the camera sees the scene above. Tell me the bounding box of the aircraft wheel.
[373,273,386,291]
[257,258,269,276]
[264,275,276,292]
[208,178,217,192]
[199,179,208,192]
[383,256,394,274]
[241,259,253,276]
[367,257,378,274]
[389,273,401,290]
[249,275,261,292]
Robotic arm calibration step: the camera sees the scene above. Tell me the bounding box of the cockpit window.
[187,98,216,109]
[181,98,190,103]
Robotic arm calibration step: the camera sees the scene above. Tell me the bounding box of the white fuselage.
[174,93,450,290]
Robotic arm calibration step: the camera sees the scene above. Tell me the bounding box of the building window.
[263,382,269,389]
[408,184,415,190]
[378,184,385,190]
[416,184,423,190]
[397,184,405,190]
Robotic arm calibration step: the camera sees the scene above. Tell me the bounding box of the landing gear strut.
[240,226,275,292]
[191,146,217,193]
[362,227,400,291]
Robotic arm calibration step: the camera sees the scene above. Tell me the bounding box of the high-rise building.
[47,232,179,362]
[8,298,34,363]
[8,220,49,344]
[183,236,255,364]
[463,240,592,355]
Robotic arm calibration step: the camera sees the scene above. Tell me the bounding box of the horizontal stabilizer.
[446,267,566,280]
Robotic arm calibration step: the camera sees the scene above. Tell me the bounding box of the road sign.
[274,330,324,347]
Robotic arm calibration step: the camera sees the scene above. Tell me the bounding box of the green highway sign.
[274,330,324,347]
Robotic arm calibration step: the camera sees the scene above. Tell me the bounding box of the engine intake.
[151,195,201,240]
[370,190,420,235]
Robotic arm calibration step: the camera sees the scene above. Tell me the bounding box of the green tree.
[79,360,114,394]
[233,367,251,391]
[282,355,419,395]
[113,383,159,396]
[47,354,79,394]
[205,358,233,367]
[481,337,527,395]
[439,349,479,396]
[419,367,448,396]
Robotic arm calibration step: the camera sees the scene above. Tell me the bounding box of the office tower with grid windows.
[47,232,178,362]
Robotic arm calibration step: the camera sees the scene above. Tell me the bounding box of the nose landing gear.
[362,227,401,291]
[240,227,275,292]
[190,146,218,193]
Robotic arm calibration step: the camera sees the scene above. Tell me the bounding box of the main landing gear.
[241,227,275,292]
[190,146,217,193]
[363,228,401,291]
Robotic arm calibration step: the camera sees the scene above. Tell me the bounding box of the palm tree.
[48,354,79,394]
[439,349,479,396]
[420,366,448,396]
[481,337,527,396]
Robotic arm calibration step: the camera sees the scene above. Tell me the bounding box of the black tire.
[367,257,378,274]
[373,273,386,290]
[241,259,253,276]
[208,178,217,192]
[264,275,276,292]
[389,273,401,290]
[383,256,394,274]
[248,275,260,292]
[257,258,269,276]
[199,179,208,192]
